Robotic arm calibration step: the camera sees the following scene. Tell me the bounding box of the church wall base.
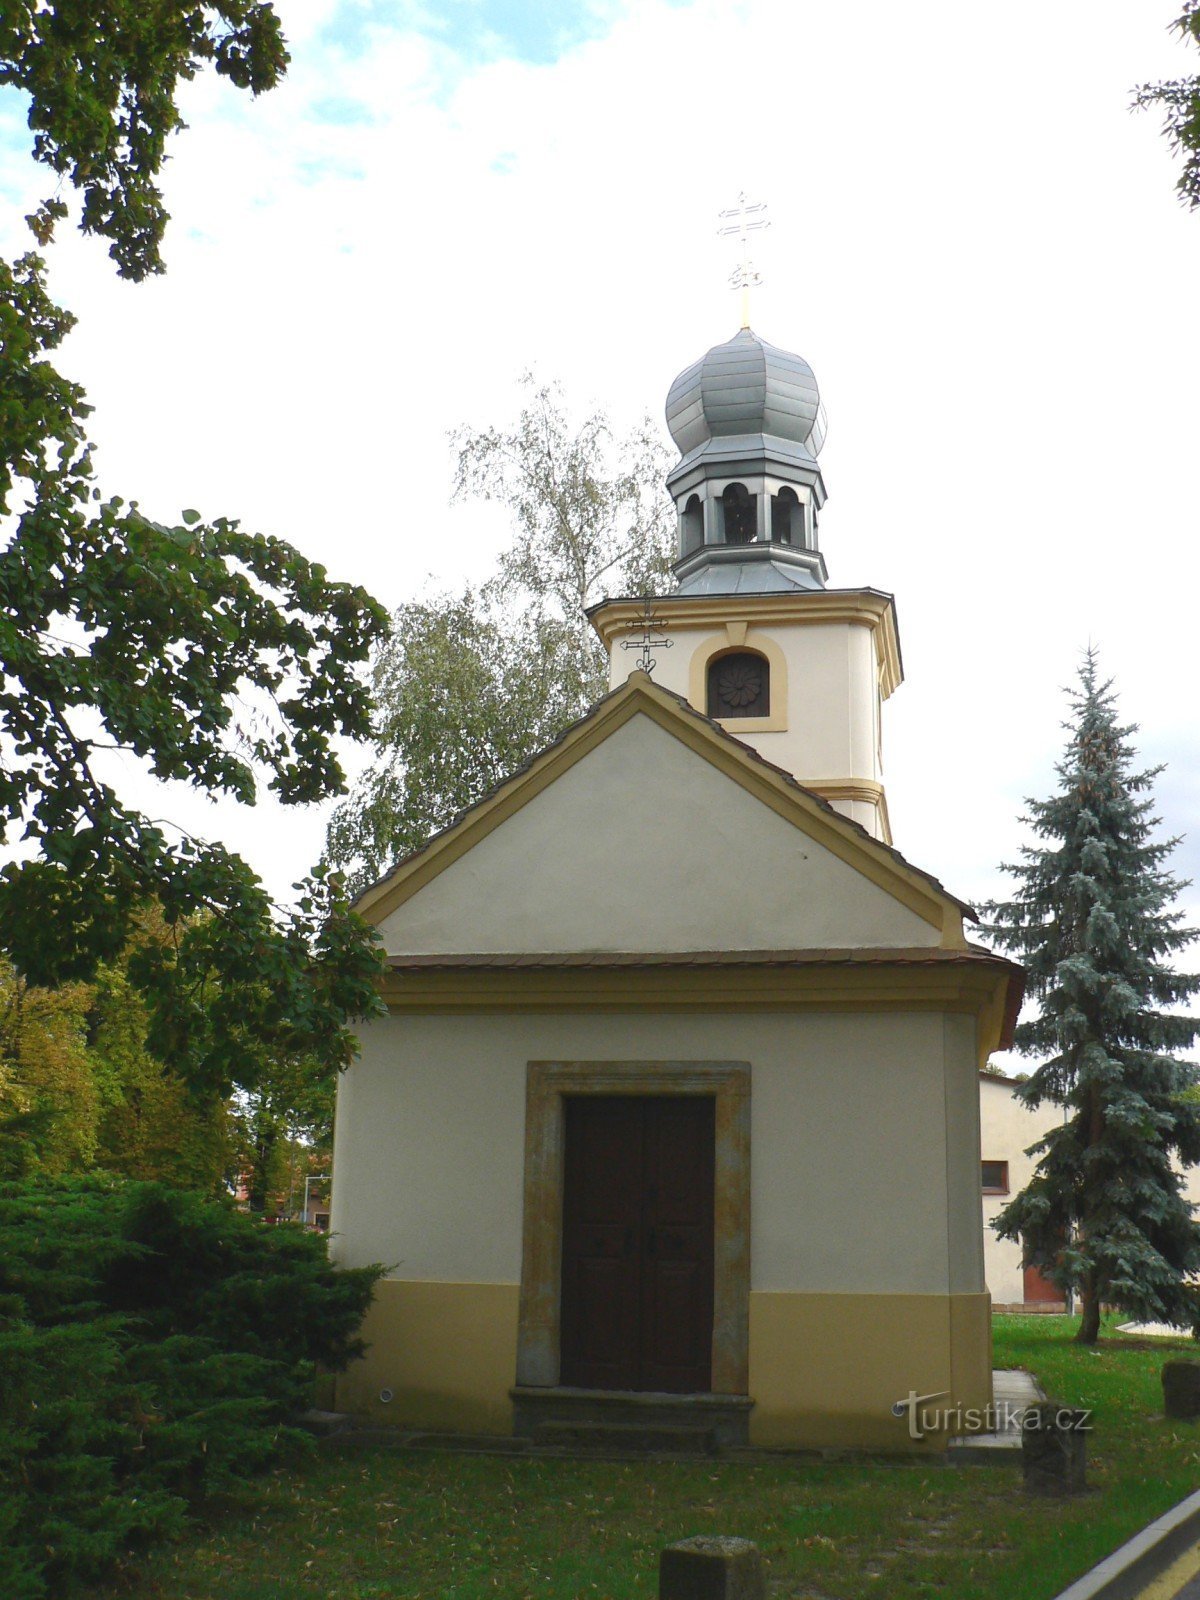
[748,1289,993,1450]
[333,1280,992,1452]
[334,1279,519,1434]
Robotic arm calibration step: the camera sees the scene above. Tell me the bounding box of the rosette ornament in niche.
[706,650,770,719]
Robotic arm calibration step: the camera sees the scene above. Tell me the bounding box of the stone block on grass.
[1022,1402,1088,1496]
[1163,1360,1200,1420]
[659,1535,764,1599]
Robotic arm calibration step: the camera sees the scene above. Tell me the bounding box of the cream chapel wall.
[374,713,936,956]
[330,1006,991,1442]
[944,1017,987,1293]
[330,1008,985,1297]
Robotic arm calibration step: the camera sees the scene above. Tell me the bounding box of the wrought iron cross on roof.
[621,598,673,676]
[718,190,770,328]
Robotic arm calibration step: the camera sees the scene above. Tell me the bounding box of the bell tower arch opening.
[720,483,756,546]
[680,494,704,557]
[771,487,802,546]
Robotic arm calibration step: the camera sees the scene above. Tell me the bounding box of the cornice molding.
[588,589,903,699]
[376,956,1020,1060]
[802,778,893,846]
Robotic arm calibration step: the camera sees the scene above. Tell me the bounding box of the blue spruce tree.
[989,651,1200,1344]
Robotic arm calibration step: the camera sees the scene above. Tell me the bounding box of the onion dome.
[663,327,830,597]
[666,327,827,467]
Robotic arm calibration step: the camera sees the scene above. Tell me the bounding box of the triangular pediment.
[356,674,969,956]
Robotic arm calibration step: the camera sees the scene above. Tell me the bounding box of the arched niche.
[680,494,704,557]
[771,487,803,546]
[689,630,788,733]
[707,650,770,719]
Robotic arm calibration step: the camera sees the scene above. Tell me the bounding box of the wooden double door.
[559,1094,715,1393]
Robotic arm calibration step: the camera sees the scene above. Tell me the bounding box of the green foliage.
[1136,4,1200,209]
[0,1176,381,1597]
[230,1051,336,1215]
[0,249,387,1099]
[0,1,288,278]
[0,963,96,1174]
[0,8,386,1107]
[452,374,675,678]
[985,652,1200,1341]
[327,380,675,891]
[326,588,604,894]
[0,916,236,1190]
[89,952,231,1190]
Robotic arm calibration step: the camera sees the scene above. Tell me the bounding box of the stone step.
[292,1408,355,1439]
[531,1419,718,1454]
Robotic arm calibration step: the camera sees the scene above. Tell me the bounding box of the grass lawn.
[94,1314,1200,1600]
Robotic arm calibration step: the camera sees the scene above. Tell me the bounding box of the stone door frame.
[516,1060,751,1395]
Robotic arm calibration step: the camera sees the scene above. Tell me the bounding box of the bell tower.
[666,325,828,596]
[590,325,902,844]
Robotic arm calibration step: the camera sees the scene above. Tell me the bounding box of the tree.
[88,941,231,1192]
[986,652,1200,1343]
[0,914,233,1191]
[0,1,288,280]
[229,1052,335,1216]
[0,9,389,1099]
[0,962,96,1176]
[1136,3,1200,208]
[451,374,675,688]
[0,1176,381,1596]
[326,587,601,895]
[327,382,676,891]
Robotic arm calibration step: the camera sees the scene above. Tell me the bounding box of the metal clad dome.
[666,327,826,460]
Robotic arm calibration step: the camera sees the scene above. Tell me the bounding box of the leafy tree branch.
[0,1,288,278]
[0,9,390,1105]
[1136,3,1200,208]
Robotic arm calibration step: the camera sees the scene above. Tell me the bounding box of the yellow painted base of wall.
[334,1279,520,1433]
[748,1290,993,1450]
[335,1280,992,1451]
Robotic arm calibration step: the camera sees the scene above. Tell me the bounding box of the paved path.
[1116,1321,1193,1340]
[946,1367,1042,1459]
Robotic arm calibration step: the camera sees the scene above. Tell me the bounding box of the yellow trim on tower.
[801,779,893,845]
[590,589,903,699]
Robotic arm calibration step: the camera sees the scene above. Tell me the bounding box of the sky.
[2,0,1199,977]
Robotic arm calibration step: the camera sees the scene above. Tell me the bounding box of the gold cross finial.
[718,190,770,329]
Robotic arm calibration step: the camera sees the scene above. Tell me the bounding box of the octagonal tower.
[666,326,829,595]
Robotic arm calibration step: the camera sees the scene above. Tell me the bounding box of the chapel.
[328,321,1023,1451]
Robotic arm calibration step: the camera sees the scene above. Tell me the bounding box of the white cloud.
[2,0,1198,947]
